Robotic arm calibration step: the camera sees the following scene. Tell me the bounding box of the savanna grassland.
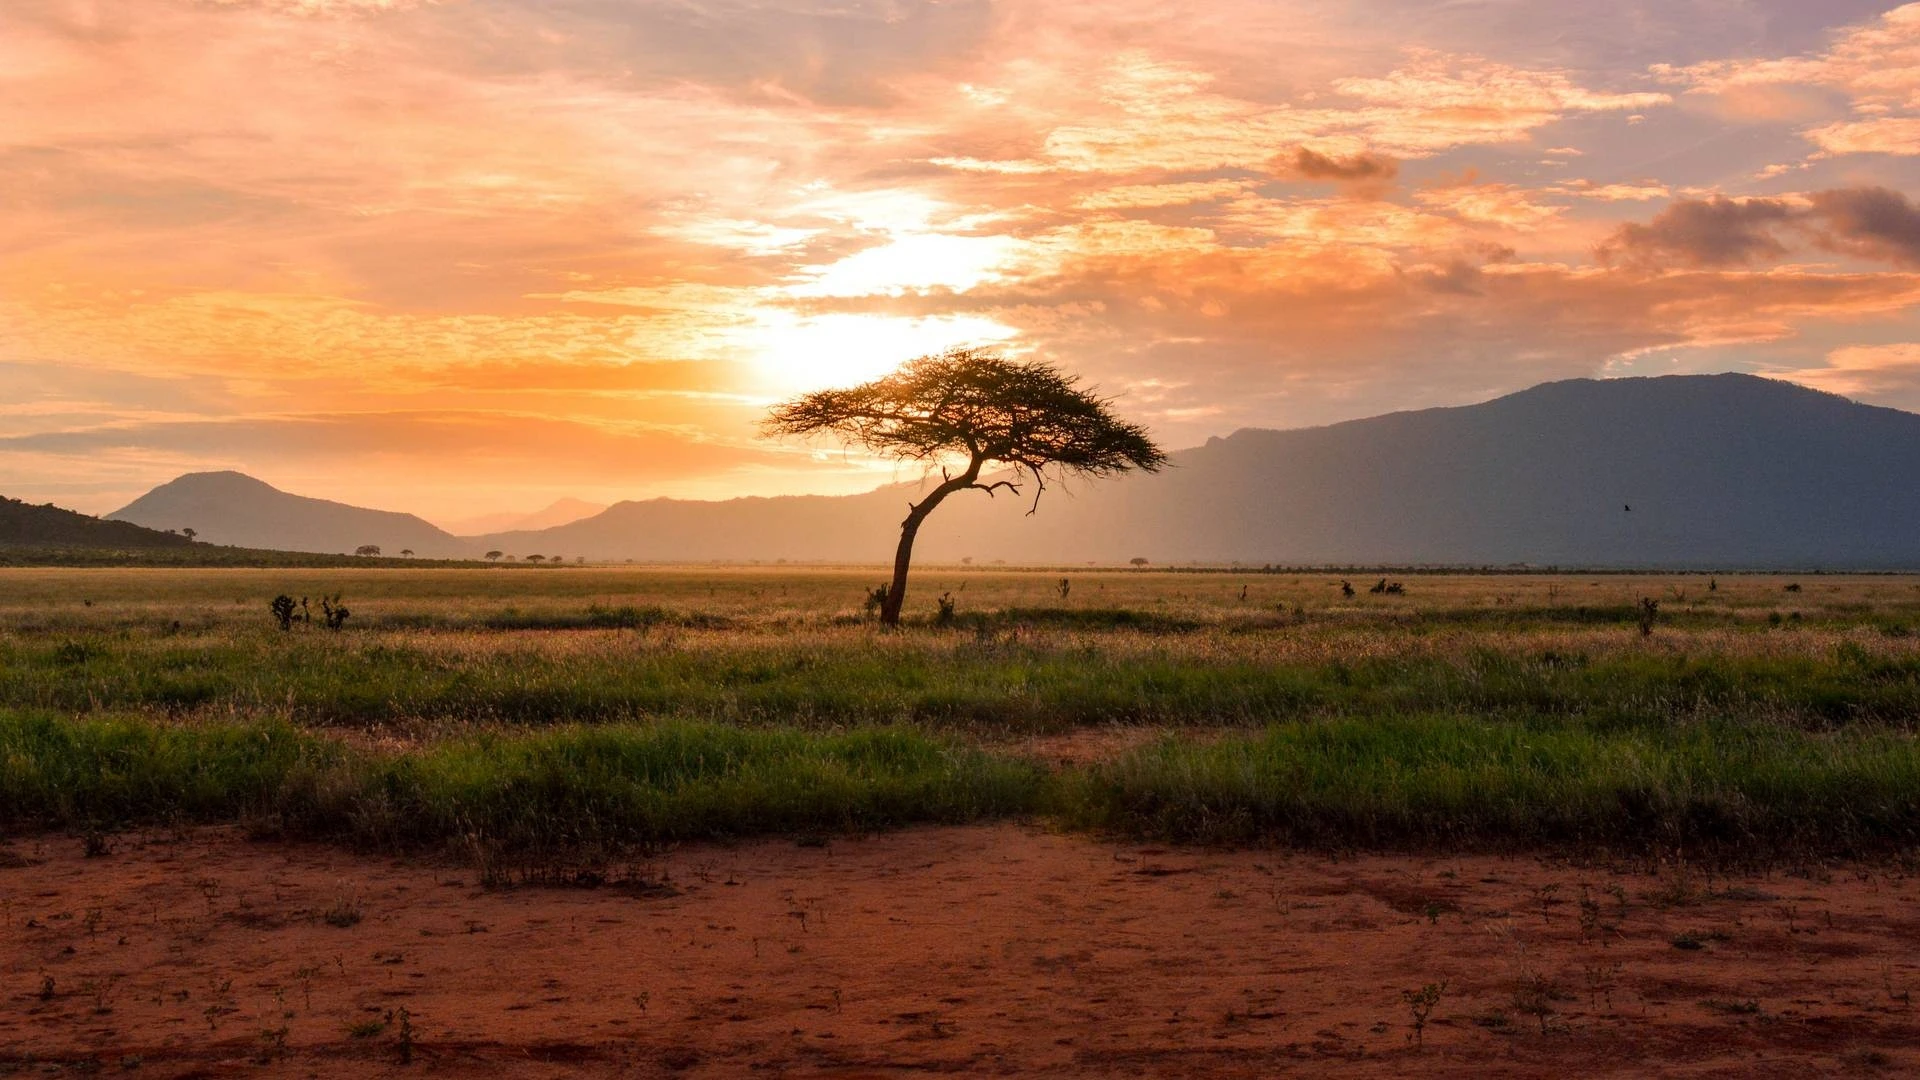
[6,565,1920,861]
[10,566,1920,1077]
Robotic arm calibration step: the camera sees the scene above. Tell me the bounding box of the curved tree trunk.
[879,507,928,625]
[878,462,980,626]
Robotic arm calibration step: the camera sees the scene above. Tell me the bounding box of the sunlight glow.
[745,312,1020,394]
[783,234,1024,298]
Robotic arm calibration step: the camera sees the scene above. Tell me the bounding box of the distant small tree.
[764,349,1165,625]
[399,548,414,558]
[354,544,381,557]
[485,550,503,562]
[181,528,197,542]
[526,554,545,564]
[318,594,350,631]
[269,594,297,631]
[1129,557,1149,568]
[1637,597,1659,636]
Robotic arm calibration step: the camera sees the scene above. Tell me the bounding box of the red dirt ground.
[5,825,1920,1077]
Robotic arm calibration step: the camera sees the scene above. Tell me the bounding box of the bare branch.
[970,479,1021,498]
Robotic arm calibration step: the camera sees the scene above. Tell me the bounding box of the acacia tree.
[765,349,1165,625]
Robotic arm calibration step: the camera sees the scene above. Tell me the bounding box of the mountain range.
[435,498,607,537]
[97,374,1920,569]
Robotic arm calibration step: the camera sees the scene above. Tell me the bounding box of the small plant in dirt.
[1578,890,1603,942]
[1645,865,1703,908]
[1530,882,1560,921]
[323,889,363,928]
[1636,596,1659,636]
[395,1006,414,1065]
[1402,981,1446,1045]
[1582,961,1622,1011]
[82,829,111,858]
[347,1016,388,1039]
[1843,1046,1894,1069]
[256,1023,290,1063]
[270,594,298,631]
[1671,930,1707,951]
[1510,974,1564,1033]
[934,592,957,627]
[37,974,55,1001]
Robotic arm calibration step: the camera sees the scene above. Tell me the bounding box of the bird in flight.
[1624,504,1632,512]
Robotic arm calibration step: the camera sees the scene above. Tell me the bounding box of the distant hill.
[472,374,1920,569]
[0,496,194,550]
[107,375,1920,569]
[471,489,910,563]
[108,472,470,558]
[439,497,607,537]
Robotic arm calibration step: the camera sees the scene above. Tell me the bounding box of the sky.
[6,0,1920,525]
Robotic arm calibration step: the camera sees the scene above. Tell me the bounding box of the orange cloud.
[1659,4,1920,155]
[1771,343,1920,409]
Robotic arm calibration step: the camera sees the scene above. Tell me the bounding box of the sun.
[745,311,1020,393]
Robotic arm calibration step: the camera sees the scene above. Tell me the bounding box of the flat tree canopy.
[765,348,1165,624]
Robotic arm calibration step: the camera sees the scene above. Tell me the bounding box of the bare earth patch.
[1000,723,1212,766]
[4,826,1919,1078]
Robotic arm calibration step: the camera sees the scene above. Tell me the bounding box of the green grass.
[3,630,1917,733]
[5,709,1916,859]
[1058,715,1920,856]
[0,712,1043,851]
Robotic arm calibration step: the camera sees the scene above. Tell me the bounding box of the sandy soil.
[5,826,1920,1078]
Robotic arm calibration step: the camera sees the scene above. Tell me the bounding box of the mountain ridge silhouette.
[101,375,1920,568]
